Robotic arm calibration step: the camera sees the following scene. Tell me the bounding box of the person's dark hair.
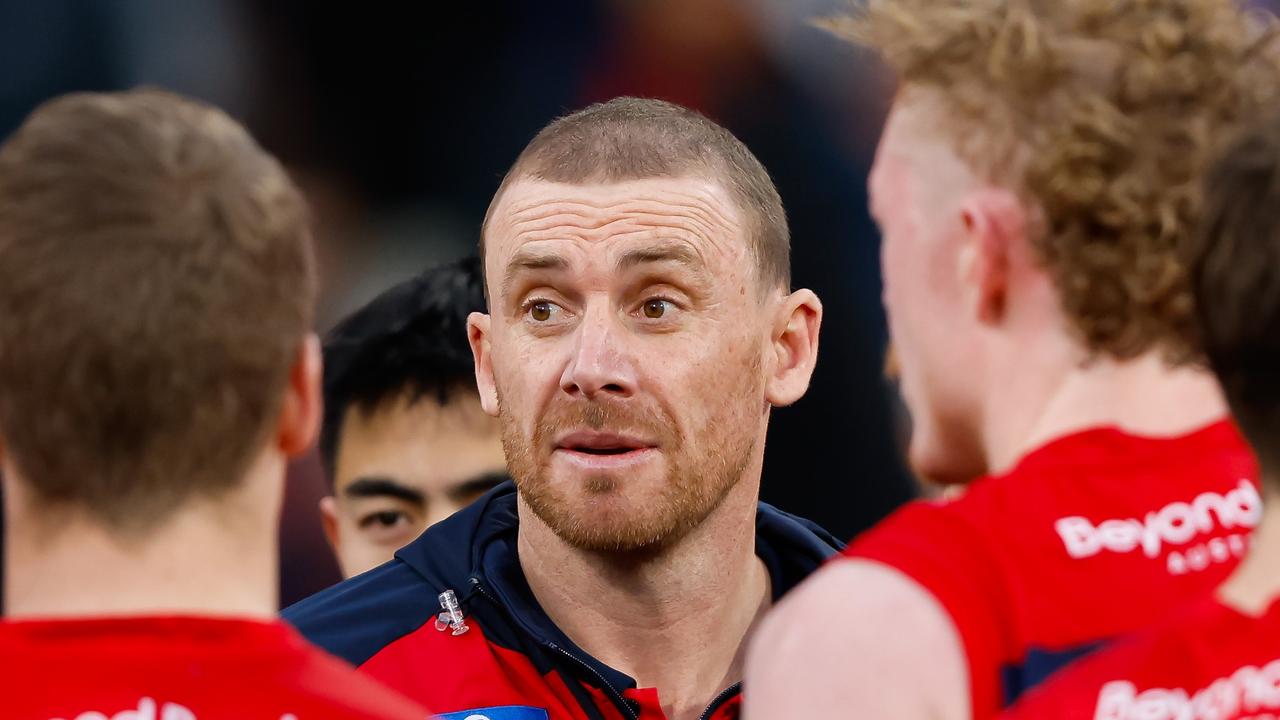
[0,89,315,533]
[321,256,487,479]
[481,97,790,290]
[1188,114,1280,479]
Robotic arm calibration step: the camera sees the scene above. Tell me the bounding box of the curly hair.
[825,0,1280,362]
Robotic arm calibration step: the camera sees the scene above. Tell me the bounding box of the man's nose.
[560,305,637,400]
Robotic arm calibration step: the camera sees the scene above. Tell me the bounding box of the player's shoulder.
[750,559,968,720]
[0,617,431,719]
[772,557,955,630]
[852,420,1254,557]
[283,557,441,668]
[758,559,969,675]
[282,636,433,719]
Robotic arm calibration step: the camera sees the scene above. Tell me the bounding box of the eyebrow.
[447,471,510,502]
[616,243,706,274]
[501,250,569,298]
[343,477,426,505]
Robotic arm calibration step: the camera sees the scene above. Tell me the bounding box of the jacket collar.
[395,481,842,689]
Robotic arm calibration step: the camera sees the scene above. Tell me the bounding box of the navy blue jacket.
[285,482,841,720]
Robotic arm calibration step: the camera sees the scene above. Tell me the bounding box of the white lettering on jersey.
[1055,480,1262,571]
[1094,658,1280,720]
[50,698,299,720]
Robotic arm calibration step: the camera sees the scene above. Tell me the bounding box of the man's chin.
[908,429,987,487]
[523,490,692,554]
[549,514,690,554]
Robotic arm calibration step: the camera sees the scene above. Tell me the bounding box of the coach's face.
[471,176,820,552]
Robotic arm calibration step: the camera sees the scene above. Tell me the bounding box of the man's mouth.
[556,431,651,452]
[574,446,633,456]
[553,431,657,463]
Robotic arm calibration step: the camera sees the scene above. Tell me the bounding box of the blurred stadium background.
[9,0,1273,606]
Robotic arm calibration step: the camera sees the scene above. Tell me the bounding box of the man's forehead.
[492,177,740,229]
[341,391,493,440]
[873,92,982,211]
[877,89,961,165]
[485,176,750,275]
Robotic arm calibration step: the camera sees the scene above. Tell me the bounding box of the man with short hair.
[746,2,1280,719]
[0,89,427,719]
[998,110,1280,720]
[320,256,509,578]
[286,96,837,720]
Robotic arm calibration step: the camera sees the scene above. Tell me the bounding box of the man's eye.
[526,300,561,322]
[642,299,671,319]
[358,507,407,530]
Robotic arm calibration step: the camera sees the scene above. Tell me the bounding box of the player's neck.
[518,471,769,720]
[986,350,1228,474]
[4,458,282,621]
[1219,488,1280,617]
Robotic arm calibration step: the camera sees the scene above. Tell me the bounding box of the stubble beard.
[500,393,758,555]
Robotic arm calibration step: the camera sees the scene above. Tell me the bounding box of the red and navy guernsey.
[1000,593,1280,720]
[284,482,841,720]
[844,421,1259,719]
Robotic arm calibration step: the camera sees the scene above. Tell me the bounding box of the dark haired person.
[319,256,509,578]
[286,97,839,720]
[0,89,427,719]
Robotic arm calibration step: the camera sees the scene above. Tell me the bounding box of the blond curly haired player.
[747,2,1280,719]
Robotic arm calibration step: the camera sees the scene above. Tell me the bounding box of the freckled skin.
[474,177,779,550]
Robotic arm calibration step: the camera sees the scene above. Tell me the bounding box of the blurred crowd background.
[7,0,1275,606]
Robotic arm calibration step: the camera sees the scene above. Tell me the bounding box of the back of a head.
[1190,115,1280,477]
[482,97,791,290]
[320,255,487,478]
[0,89,316,533]
[829,0,1280,362]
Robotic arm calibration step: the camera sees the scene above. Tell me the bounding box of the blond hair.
[827,0,1280,361]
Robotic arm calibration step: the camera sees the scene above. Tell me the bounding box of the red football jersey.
[0,615,431,720]
[843,421,1260,718]
[1001,594,1280,720]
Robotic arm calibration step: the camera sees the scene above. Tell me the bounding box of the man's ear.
[318,496,340,553]
[278,333,323,457]
[468,312,499,416]
[764,289,823,407]
[956,188,1023,326]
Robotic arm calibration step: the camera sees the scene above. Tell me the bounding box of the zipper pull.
[434,589,470,636]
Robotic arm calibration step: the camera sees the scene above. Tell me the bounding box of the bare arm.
[744,559,970,720]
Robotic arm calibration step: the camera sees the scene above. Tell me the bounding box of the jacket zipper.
[468,577,742,720]
[469,578,639,720]
[545,640,640,720]
[698,682,742,720]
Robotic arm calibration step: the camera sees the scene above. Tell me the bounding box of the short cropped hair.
[481,97,790,290]
[827,0,1280,362]
[320,256,487,480]
[1188,115,1280,476]
[0,89,315,532]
